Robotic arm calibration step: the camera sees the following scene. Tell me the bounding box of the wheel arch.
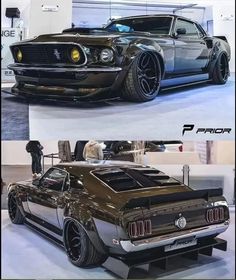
[8,184,26,215]
[63,216,107,255]
[208,50,229,79]
[124,39,165,79]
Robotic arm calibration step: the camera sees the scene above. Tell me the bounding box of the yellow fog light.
[70,48,80,63]
[16,48,23,62]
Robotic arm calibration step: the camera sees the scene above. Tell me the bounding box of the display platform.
[1,74,235,140]
[1,209,235,279]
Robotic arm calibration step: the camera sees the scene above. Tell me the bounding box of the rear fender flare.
[63,216,107,255]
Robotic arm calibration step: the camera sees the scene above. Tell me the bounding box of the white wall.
[1,0,72,38]
[212,2,235,71]
[1,0,31,29]
[1,140,75,165]
[151,164,235,205]
[28,0,72,38]
[211,141,235,164]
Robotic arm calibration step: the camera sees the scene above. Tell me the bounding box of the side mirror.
[70,175,84,190]
[176,28,187,35]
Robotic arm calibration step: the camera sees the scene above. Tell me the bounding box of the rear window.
[92,167,182,192]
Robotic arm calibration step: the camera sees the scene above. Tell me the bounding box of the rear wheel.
[64,219,106,267]
[212,53,229,84]
[8,193,24,224]
[122,51,161,102]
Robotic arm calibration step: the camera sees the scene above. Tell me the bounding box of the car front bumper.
[120,221,229,252]
[8,64,122,88]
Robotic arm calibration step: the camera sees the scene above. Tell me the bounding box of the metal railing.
[42,153,60,172]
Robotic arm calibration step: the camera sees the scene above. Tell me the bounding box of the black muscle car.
[8,161,229,277]
[8,14,230,102]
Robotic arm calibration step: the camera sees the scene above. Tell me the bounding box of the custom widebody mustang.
[8,14,230,102]
[8,161,229,277]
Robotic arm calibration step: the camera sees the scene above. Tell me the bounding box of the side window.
[195,24,206,38]
[175,19,200,38]
[40,168,67,191]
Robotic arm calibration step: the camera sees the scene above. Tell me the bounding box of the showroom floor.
[1,209,235,279]
[1,74,235,140]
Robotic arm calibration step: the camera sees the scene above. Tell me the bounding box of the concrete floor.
[1,89,29,140]
[1,209,235,279]
[29,76,235,141]
[1,75,235,140]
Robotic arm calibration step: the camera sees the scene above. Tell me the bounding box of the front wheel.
[212,53,229,84]
[122,52,162,102]
[8,193,25,224]
[63,220,106,267]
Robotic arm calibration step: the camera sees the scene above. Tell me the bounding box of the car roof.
[56,160,142,169]
[110,14,196,23]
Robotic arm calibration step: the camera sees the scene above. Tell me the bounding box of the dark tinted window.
[93,167,182,192]
[105,17,172,34]
[40,168,67,191]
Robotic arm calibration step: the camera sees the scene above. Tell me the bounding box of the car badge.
[175,215,187,229]
[54,49,61,60]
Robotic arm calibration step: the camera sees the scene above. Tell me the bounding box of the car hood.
[13,28,151,47]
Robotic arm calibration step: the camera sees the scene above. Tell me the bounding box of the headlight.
[100,48,114,63]
[15,48,23,62]
[70,47,80,63]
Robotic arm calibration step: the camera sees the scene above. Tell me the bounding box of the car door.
[27,167,68,229]
[173,18,209,73]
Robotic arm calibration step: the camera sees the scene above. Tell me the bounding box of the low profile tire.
[122,51,162,102]
[212,53,229,84]
[8,193,24,224]
[64,220,106,267]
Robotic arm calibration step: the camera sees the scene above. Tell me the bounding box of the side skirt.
[160,73,210,90]
[24,215,64,247]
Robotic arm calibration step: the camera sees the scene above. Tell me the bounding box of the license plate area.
[164,237,197,252]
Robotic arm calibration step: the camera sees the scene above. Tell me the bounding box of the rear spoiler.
[213,36,228,42]
[122,188,223,210]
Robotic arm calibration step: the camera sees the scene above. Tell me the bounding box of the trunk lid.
[119,188,227,239]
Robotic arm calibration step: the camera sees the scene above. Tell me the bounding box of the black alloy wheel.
[212,53,229,84]
[8,193,25,224]
[122,51,161,102]
[136,52,160,96]
[219,54,229,82]
[8,194,17,221]
[64,219,106,267]
[64,220,82,262]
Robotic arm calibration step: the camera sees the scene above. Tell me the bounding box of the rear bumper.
[8,64,122,88]
[120,221,229,252]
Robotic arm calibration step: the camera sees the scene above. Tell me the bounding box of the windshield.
[105,16,173,35]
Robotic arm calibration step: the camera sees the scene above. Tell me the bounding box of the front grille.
[11,44,86,65]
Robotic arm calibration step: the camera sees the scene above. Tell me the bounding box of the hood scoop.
[62,27,107,35]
